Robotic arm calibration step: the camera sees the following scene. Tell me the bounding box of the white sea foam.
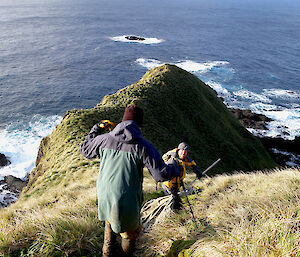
[263,88,300,99]
[248,103,300,140]
[264,109,300,140]
[136,58,230,73]
[233,90,272,103]
[135,58,163,70]
[206,80,231,98]
[249,102,281,112]
[0,115,62,180]
[176,60,230,73]
[110,35,164,44]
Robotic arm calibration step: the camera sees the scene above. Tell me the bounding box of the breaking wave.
[233,90,272,103]
[136,58,230,73]
[136,58,163,70]
[262,88,300,100]
[0,115,62,180]
[176,60,230,73]
[206,80,232,98]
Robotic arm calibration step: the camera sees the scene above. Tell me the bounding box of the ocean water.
[0,0,300,181]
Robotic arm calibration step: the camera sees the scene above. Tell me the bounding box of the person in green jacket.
[80,105,180,257]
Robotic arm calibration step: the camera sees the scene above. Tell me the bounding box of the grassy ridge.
[23,63,276,201]
[0,64,280,256]
[95,64,276,172]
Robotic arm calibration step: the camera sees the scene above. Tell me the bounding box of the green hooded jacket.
[80,120,179,233]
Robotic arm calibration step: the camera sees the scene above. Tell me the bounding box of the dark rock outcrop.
[125,35,145,41]
[260,136,300,167]
[260,136,300,154]
[230,108,272,130]
[0,153,10,167]
[0,175,27,208]
[3,175,27,194]
[228,109,299,168]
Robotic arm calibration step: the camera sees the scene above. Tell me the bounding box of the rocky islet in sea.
[125,35,145,41]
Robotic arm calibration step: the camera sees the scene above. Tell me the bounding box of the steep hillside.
[95,64,276,172]
[21,63,276,200]
[1,168,298,256]
[0,63,278,256]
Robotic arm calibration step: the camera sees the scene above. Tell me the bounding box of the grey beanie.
[178,142,189,151]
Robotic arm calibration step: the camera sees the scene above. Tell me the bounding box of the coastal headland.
[0,64,299,256]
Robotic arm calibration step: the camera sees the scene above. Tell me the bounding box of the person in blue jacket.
[79,105,179,257]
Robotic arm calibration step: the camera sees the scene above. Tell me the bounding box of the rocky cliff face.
[229,108,272,130]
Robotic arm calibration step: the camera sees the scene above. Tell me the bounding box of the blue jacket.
[79,120,179,233]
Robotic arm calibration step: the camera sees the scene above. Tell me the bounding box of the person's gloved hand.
[196,172,202,180]
[89,123,103,135]
[98,120,115,131]
[194,166,202,179]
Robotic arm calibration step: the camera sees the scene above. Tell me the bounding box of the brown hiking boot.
[121,238,135,257]
[102,222,117,257]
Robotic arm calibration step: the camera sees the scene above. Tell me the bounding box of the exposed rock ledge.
[229,108,272,130]
[0,153,10,167]
[2,175,27,194]
[228,108,299,168]
[0,175,27,208]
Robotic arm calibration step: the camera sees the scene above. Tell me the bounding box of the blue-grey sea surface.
[0,0,299,180]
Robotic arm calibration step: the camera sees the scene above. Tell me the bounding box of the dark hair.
[122,105,144,127]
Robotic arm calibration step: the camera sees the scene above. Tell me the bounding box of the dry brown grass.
[0,168,298,256]
[137,168,300,257]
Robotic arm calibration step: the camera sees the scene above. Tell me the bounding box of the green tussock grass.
[0,64,280,256]
[138,168,300,257]
[0,194,102,256]
[0,168,299,256]
[24,63,275,201]
[0,169,161,257]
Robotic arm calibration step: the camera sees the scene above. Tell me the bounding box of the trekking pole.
[187,158,221,188]
[180,181,199,229]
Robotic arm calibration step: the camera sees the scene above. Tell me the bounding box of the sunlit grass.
[0,64,283,256]
[138,168,300,257]
[0,168,298,256]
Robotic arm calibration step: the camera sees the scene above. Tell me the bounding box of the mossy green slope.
[23,63,275,199]
[0,64,280,256]
[96,63,276,172]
